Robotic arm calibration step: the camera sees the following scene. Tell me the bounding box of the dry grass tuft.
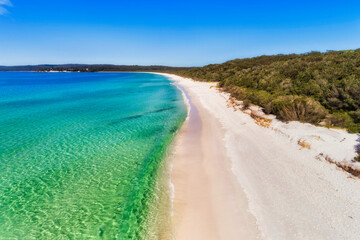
[254,118,272,128]
[226,97,241,111]
[298,139,311,149]
[250,111,272,128]
[316,153,360,178]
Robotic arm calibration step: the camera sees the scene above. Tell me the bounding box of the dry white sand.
[158,73,360,240]
[168,81,260,240]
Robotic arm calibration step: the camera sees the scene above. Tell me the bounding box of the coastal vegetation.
[356,146,360,162]
[169,49,360,133]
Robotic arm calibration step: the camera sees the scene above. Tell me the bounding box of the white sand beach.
[158,73,360,240]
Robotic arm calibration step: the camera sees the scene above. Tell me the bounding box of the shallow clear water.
[0,72,186,239]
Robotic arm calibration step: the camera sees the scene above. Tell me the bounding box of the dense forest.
[168,50,360,133]
[0,64,188,72]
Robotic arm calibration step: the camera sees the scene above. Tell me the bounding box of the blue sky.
[1,0,360,66]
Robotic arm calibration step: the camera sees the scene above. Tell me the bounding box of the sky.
[1,0,360,66]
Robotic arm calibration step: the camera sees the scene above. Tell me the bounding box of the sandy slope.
[160,73,360,240]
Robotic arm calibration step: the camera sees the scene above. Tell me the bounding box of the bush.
[346,123,360,134]
[327,112,360,133]
[350,110,360,124]
[327,112,354,128]
[269,96,327,123]
[247,90,274,107]
[226,86,274,109]
[243,99,251,109]
[355,146,360,162]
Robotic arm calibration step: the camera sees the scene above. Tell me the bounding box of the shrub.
[247,90,274,107]
[326,112,360,133]
[226,86,274,110]
[355,146,360,162]
[327,112,353,128]
[243,99,251,109]
[269,96,327,123]
[346,123,360,134]
[350,110,360,124]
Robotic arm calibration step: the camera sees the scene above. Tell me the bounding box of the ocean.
[0,72,187,239]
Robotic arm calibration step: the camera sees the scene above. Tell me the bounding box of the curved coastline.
[155,72,360,240]
[158,73,261,239]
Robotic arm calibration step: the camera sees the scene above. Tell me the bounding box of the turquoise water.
[0,72,187,239]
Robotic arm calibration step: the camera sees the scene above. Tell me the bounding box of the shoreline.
[156,73,360,239]
[163,73,261,239]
